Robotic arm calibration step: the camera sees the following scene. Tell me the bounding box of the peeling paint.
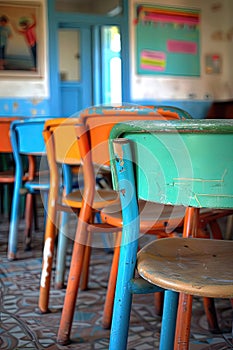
[31,97,44,105]
[40,237,52,288]
[31,109,37,116]
[120,189,126,197]
[211,3,222,12]
[13,102,19,111]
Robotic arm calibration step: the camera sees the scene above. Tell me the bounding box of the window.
[102,26,122,104]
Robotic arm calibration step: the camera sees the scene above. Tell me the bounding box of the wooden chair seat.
[137,237,233,298]
[102,203,233,235]
[64,188,119,209]
[101,201,185,232]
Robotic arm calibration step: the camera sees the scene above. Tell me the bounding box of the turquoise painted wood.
[110,119,233,208]
[109,134,178,350]
[109,118,233,350]
[76,103,192,118]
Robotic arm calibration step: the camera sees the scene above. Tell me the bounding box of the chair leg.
[159,290,179,350]
[24,192,34,251]
[57,203,92,345]
[38,214,57,313]
[102,232,121,329]
[226,215,233,239]
[57,240,86,345]
[203,219,222,333]
[209,219,224,240]
[80,242,92,291]
[174,293,193,350]
[8,180,22,260]
[173,207,196,349]
[108,242,135,350]
[33,195,39,231]
[154,291,164,316]
[203,297,220,333]
[55,211,70,289]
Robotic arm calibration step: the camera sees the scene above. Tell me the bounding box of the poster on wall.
[134,4,201,76]
[0,1,43,77]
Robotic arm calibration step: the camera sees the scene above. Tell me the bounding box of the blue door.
[58,24,122,117]
[58,25,92,116]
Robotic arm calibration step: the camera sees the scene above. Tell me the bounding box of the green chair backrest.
[110,119,233,209]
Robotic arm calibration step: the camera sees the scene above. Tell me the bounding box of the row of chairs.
[1,106,232,349]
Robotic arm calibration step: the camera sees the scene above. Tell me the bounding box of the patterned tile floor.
[0,202,232,350]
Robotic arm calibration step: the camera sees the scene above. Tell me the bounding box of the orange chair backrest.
[79,106,185,167]
[0,117,20,153]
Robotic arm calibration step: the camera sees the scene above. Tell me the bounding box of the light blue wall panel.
[0,98,50,117]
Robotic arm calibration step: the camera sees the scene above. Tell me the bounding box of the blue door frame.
[47,0,130,117]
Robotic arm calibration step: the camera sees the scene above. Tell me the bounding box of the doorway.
[58,25,122,117]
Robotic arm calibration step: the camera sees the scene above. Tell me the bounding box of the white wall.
[130,0,233,101]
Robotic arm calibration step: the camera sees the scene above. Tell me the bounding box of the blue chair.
[109,119,233,349]
[8,117,52,260]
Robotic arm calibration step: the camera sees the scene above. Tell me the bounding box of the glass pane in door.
[102,26,122,104]
[59,30,80,81]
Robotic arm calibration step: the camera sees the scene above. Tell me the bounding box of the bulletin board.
[134,4,201,76]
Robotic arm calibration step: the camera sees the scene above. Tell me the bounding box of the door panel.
[60,86,82,116]
[58,26,92,116]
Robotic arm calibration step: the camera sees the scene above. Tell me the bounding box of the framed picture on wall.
[0,1,44,77]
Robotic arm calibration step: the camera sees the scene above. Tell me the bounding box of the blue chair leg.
[109,238,138,350]
[159,290,179,350]
[8,181,21,259]
[55,164,73,289]
[109,140,140,350]
[43,191,48,229]
[55,211,70,289]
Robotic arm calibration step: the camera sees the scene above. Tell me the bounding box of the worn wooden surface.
[137,237,233,298]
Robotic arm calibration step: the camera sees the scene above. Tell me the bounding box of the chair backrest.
[0,117,21,153]
[10,118,52,156]
[110,119,233,209]
[78,105,191,167]
[43,118,81,165]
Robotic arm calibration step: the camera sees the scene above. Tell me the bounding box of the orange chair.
[39,106,186,315]
[38,117,119,314]
[56,105,196,345]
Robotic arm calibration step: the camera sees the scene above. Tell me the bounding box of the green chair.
[109,119,233,349]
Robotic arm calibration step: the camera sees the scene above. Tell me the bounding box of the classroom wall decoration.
[0,1,44,78]
[134,4,201,76]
